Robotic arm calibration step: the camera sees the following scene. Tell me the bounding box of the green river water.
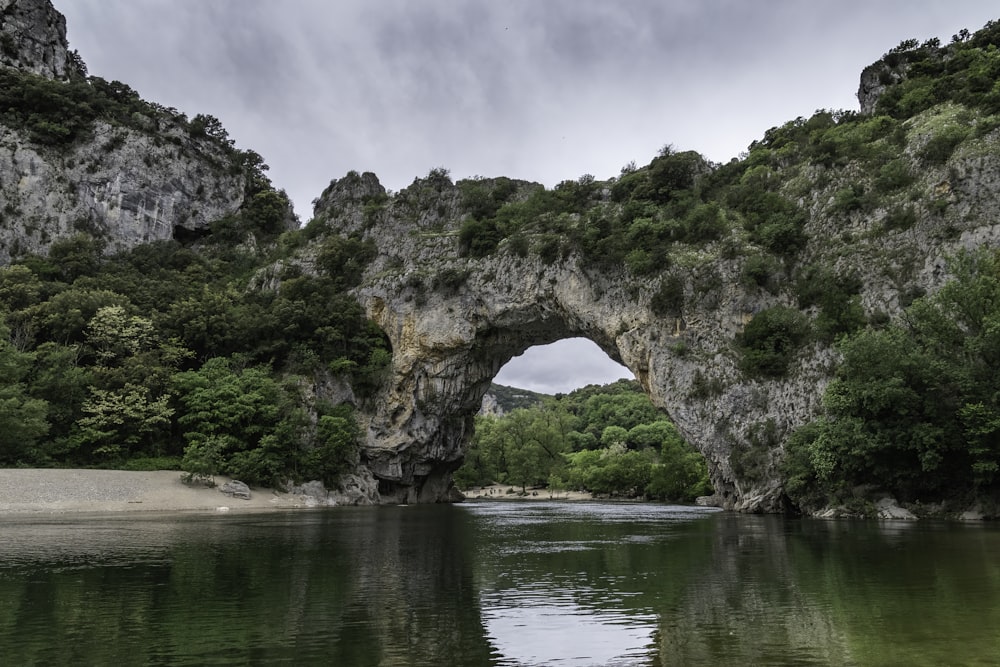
[1,501,998,666]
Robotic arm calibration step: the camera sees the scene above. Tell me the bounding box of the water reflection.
[461,501,721,665]
[656,514,855,666]
[0,509,497,666]
[0,505,998,665]
[483,595,656,666]
[655,515,1000,666]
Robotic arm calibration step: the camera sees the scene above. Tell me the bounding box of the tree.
[600,425,628,447]
[738,306,811,378]
[27,342,91,460]
[302,408,360,485]
[188,113,230,142]
[173,356,301,487]
[502,408,569,491]
[31,288,130,346]
[86,305,155,364]
[75,383,173,460]
[457,378,709,499]
[627,420,684,451]
[0,320,49,465]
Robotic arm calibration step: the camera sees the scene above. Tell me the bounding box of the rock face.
[857,62,896,116]
[0,0,250,263]
[7,1,999,513]
[0,121,250,262]
[317,172,796,508]
[478,392,502,417]
[311,119,1000,510]
[0,0,71,80]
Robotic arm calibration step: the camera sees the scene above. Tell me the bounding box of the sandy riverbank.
[0,470,599,516]
[0,469,310,515]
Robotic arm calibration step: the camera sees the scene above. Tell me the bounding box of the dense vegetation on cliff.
[450,22,1000,512]
[784,248,1000,512]
[453,20,1000,381]
[457,379,711,501]
[0,30,397,488]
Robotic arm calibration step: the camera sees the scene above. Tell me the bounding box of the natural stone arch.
[314,170,831,512]
[360,269,654,504]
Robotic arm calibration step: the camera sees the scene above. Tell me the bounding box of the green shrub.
[651,275,685,318]
[738,306,811,378]
[741,254,782,292]
[315,234,376,288]
[874,158,915,192]
[831,184,868,213]
[796,266,864,342]
[884,205,918,231]
[919,125,970,165]
[625,249,655,275]
[506,234,529,257]
[731,189,808,256]
[302,406,360,485]
[433,267,469,293]
[458,218,502,257]
[122,456,182,471]
[536,235,563,264]
[682,202,727,243]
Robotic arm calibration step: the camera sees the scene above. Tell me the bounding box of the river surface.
[1,501,999,666]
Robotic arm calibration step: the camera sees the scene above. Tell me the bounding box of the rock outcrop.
[6,0,1000,513]
[0,0,71,79]
[220,479,252,500]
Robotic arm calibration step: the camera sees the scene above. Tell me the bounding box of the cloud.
[494,338,632,395]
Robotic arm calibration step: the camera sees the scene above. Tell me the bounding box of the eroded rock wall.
[310,126,1000,510]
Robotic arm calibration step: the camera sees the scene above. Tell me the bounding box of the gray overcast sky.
[57,2,998,394]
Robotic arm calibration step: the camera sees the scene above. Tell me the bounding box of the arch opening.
[494,338,633,395]
[451,337,712,503]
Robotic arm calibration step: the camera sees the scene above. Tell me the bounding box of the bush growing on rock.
[738,306,811,378]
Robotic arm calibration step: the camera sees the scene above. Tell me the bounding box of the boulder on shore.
[220,480,251,500]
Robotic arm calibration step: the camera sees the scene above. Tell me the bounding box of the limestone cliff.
[0,119,254,262]
[6,0,1000,513]
[0,0,261,263]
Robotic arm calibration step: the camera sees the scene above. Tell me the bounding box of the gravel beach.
[0,469,308,515]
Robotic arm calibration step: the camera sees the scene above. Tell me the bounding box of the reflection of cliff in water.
[0,509,498,666]
[3,505,998,664]
[342,506,497,666]
[656,514,854,666]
